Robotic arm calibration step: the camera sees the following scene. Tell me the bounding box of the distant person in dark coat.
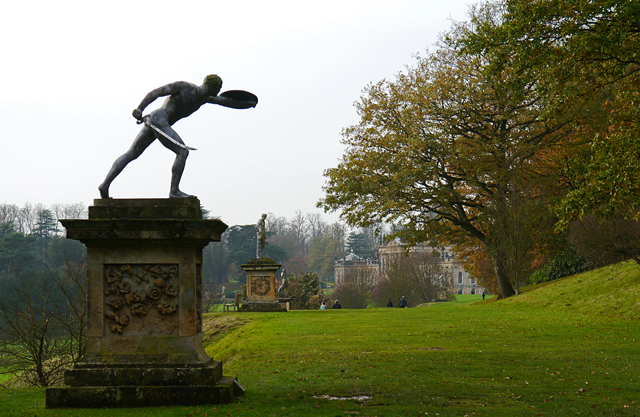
[387,300,393,307]
[332,299,342,309]
[398,296,408,308]
[482,290,486,300]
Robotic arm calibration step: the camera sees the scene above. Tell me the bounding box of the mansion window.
[458,272,463,284]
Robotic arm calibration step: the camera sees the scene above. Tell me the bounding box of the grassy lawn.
[432,293,491,306]
[2,262,639,416]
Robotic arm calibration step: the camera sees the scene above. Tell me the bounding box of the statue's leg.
[169,147,192,198]
[150,120,193,198]
[98,128,156,198]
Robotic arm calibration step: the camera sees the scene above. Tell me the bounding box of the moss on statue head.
[204,74,222,94]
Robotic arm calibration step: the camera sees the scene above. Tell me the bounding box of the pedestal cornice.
[60,218,227,247]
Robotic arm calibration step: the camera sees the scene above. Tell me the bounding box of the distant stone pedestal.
[46,198,244,408]
[241,259,287,312]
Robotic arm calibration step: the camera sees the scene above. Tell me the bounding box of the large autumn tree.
[320,11,571,299]
[461,0,640,226]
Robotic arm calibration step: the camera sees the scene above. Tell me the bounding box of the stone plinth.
[46,198,243,408]
[240,259,286,312]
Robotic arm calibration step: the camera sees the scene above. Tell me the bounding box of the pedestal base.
[46,376,244,408]
[240,300,287,312]
[63,361,223,386]
[45,356,245,408]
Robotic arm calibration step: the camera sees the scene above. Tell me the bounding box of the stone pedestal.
[241,259,287,312]
[46,198,243,408]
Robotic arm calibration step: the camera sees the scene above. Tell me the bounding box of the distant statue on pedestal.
[278,269,287,293]
[98,74,258,199]
[256,213,267,259]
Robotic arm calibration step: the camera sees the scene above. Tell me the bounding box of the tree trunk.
[493,253,516,299]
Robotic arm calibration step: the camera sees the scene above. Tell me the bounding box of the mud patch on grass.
[313,394,373,401]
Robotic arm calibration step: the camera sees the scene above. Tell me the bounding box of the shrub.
[332,282,371,309]
[529,248,593,284]
[286,271,329,310]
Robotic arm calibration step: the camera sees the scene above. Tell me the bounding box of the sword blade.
[143,119,197,151]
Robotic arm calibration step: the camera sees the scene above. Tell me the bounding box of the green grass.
[431,293,492,306]
[2,262,640,416]
[503,260,640,319]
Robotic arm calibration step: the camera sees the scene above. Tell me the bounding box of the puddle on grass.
[313,395,373,401]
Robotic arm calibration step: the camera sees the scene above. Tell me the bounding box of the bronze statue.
[99,74,258,199]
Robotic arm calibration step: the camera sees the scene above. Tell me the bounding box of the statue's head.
[204,74,222,95]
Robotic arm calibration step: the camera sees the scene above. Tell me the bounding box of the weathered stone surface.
[89,198,203,220]
[63,362,223,387]
[60,199,226,248]
[242,261,281,302]
[59,218,226,247]
[240,301,287,312]
[148,308,179,335]
[46,198,241,408]
[46,377,239,408]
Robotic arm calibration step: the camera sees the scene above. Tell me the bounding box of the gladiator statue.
[99,74,257,198]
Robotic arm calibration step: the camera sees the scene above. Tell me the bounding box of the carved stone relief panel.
[251,275,271,296]
[104,264,179,335]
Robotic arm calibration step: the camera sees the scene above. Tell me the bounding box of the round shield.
[219,90,258,103]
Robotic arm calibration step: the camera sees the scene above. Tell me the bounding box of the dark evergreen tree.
[46,237,86,268]
[223,225,288,281]
[286,271,328,310]
[202,241,228,286]
[346,232,372,258]
[31,209,58,257]
[0,223,37,278]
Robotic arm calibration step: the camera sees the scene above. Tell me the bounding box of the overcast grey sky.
[1,0,471,226]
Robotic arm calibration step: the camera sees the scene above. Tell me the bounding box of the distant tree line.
[0,202,87,279]
[0,202,87,387]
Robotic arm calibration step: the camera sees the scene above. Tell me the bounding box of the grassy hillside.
[501,260,640,319]
[1,262,639,416]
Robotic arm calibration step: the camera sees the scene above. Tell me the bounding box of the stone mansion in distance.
[334,240,486,296]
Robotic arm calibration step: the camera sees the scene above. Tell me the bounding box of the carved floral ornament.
[251,276,271,296]
[104,264,179,334]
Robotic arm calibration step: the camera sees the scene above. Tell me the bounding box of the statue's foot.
[98,183,111,199]
[169,190,196,198]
